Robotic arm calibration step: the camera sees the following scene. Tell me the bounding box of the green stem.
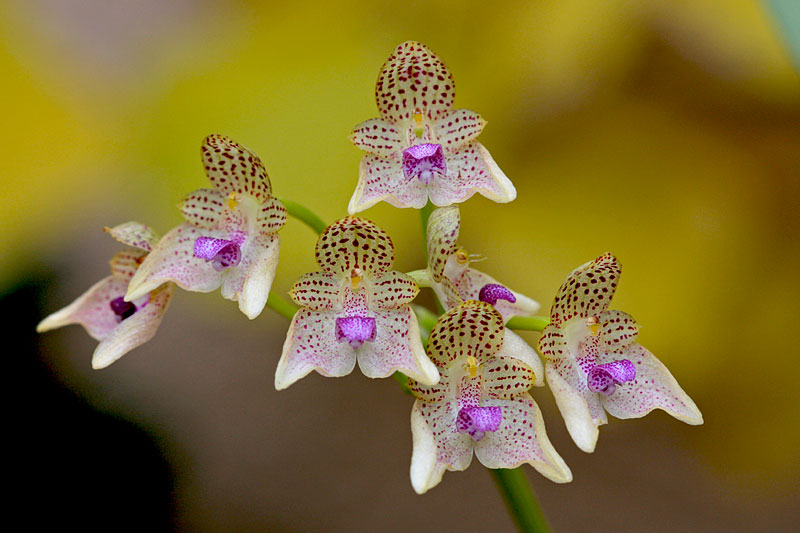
[419,202,435,261]
[491,468,551,533]
[266,293,297,321]
[506,315,550,332]
[280,198,328,235]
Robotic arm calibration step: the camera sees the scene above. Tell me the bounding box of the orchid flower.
[37,222,174,369]
[348,41,516,213]
[125,134,286,319]
[537,253,703,453]
[409,300,571,494]
[417,205,539,322]
[275,216,439,389]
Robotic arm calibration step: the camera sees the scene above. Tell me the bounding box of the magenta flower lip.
[402,143,446,184]
[194,237,243,271]
[335,316,377,349]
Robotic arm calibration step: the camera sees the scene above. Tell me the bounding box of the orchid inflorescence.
[38,41,702,500]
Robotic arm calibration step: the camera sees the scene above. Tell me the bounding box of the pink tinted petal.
[457,374,483,410]
[376,41,455,123]
[482,355,536,400]
[315,217,395,277]
[348,153,426,213]
[37,276,127,341]
[410,399,473,494]
[545,360,606,453]
[551,253,620,325]
[475,396,572,483]
[426,206,460,282]
[104,222,160,251]
[201,134,272,203]
[109,250,147,281]
[179,188,225,230]
[600,343,703,425]
[274,309,357,390]
[350,118,403,157]
[125,222,224,302]
[92,284,174,369]
[357,308,438,385]
[426,301,504,367]
[220,234,280,319]
[257,196,287,234]
[598,309,639,348]
[427,142,515,207]
[434,109,486,152]
[448,265,540,322]
[289,271,342,311]
[368,270,419,310]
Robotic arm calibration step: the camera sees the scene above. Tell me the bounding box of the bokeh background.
[3,0,799,530]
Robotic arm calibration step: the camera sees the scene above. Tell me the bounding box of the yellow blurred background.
[4,0,798,530]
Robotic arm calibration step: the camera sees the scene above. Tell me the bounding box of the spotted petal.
[410,399,473,494]
[368,271,419,310]
[91,284,174,369]
[426,206,460,283]
[201,134,271,203]
[37,276,128,341]
[257,196,287,234]
[376,41,455,124]
[179,188,225,230]
[599,309,639,348]
[110,250,147,281]
[350,118,404,157]
[434,109,486,153]
[274,309,358,390]
[356,307,438,384]
[289,272,342,311]
[104,222,160,251]
[125,222,225,302]
[600,343,703,425]
[482,355,536,399]
[348,153,426,213]
[220,234,280,319]
[493,329,544,387]
[446,261,540,322]
[475,396,572,483]
[428,142,516,207]
[551,253,620,326]
[315,217,395,276]
[426,301,504,367]
[408,371,451,403]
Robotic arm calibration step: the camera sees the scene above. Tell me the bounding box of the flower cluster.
[38,41,702,496]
